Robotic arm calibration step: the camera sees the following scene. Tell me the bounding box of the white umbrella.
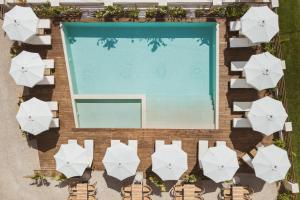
[9,51,45,88]
[248,96,288,135]
[54,143,90,178]
[151,145,188,181]
[252,144,291,183]
[2,5,38,42]
[244,52,283,91]
[241,6,279,43]
[16,97,53,135]
[201,145,239,183]
[102,143,140,181]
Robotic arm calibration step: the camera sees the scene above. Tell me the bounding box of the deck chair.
[271,0,279,8]
[25,35,52,45]
[50,118,59,128]
[38,19,51,29]
[229,21,241,32]
[198,140,208,169]
[128,140,138,153]
[233,102,252,112]
[47,101,58,111]
[231,61,247,72]
[216,141,226,146]
[155,140,164,151]
[242,153,254,168]
[84,140,94,167]
[284,122,293,132]
[111,140,121,146]
[233,118,251,128]
[172,140,182,149]
[229,38,255,48]
[37,76,55,85]
[213,0,222,5]
[230,79,253,89]
[43,59,55,69]
[68,139,77,144]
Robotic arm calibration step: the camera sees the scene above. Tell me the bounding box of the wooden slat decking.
[23,18,273,174]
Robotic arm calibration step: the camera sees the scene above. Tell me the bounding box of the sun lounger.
[198,140,208,169]
[172,140,182,149]
[229,38,255,48]
[128,140,138,153]
[271,0,279,8]
[281,60,286,69]
[242,153,254,168]
[216,141,226,146]
[37,76,55,85]
[43,59,55,69]
[50,118,59,128]
[25,35,52,45]
[68,139,77,144]
[233,118,252,128]
[47,101,58,111]
[213,0,222,5]
[229,21,241,32]
[284,122,293,132]
[233,102,252,112]
[155,140,164,151]
[111,140,121,146]
[230,79,253,89]
[256,142,264,150]
[231,61,247,72]
[84,140,94,167]
[38,19,51,29]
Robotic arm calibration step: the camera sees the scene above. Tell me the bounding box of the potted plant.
[148,176,166,192]
[182,174,197,184]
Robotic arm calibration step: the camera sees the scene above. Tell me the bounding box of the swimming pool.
[62,22,218,129]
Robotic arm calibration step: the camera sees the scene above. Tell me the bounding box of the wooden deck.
[23,18,272,175]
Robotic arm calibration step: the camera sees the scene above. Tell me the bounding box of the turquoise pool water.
[63,22,217,129]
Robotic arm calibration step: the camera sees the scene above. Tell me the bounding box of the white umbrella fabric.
[2,5,38,42]
[201,145,239,183]
[244,52,284,91]
[244,52,283,90]
[102,143,140,181]
[16,97,53,135]
[9,51,45,88]
[151,145,188,181]
[248,96,288,136]
[241,6,279,43]
[252,144,291,183]
[54,143,90,178]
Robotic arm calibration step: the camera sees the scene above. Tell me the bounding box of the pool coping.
[60,22,219,129]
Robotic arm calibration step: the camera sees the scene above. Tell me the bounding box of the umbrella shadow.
[103,171,134,192]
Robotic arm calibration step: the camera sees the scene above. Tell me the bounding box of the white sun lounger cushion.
[213,0,222,5]
[68,139,77,144]
[50,118,59,128]
[281,60,286,69]
[230,79,253,89]
[198,140,208,169]
[233,102,252,112]
[155,140,164,151]
[229,38,254,48]
[43,59,55,69]
[216,141,226,146]
[84,140,94,167]
[271,0,279,8]
[26,35,52,45]
[111,140,121,146]
[233,118,252,128]
[47,101,58,111]
[38,19,51,29]
[242,154,254,168]
[231,61,247,72]
[172,140,182,149]
[284,122,293,132]
[128,140,138,153]
[37,76,55,85]
[229,21,241,32]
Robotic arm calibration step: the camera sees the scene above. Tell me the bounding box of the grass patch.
[278,0,300,198]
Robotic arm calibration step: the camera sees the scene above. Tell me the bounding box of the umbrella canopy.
[54,143,90,178]
[201,145,239,183]
[151,145,188,181]
[9,51,45,88]
[16,97,53,135]
[102,143,140,181]
[244,52,284,91]
[2,5,38,42]
[241,6,279,43]
[248,96,288,135]
[252,144,291,183]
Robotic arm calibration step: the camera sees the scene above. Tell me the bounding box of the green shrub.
[208,7,226,17]
[145,7,157,20]
[277,192,292,200]
[183,174,197,184]
[274,139,286,149]
[148,176,166,192]
[33,2,81,20]
[169,7,186,20]
[225,3,250,18]
[156,6,169,18]
[24,172,48,186]
[195,9,205,18]
[124,6,140,20]
[262,42,276,55]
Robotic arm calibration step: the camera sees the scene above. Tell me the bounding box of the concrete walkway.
[0,20,68,200]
